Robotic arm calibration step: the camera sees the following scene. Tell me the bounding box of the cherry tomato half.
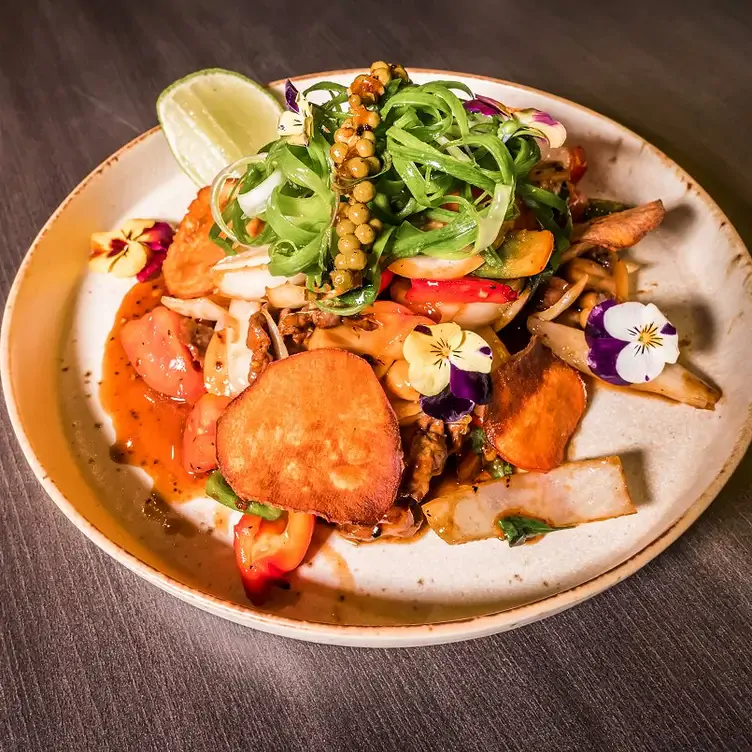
[120,306,206,403]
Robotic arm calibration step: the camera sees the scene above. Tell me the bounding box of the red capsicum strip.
[404,277,518,304]
[234,511,315,605]
[378,269,394,295]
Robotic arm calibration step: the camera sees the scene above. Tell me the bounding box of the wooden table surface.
[2,1,752,750]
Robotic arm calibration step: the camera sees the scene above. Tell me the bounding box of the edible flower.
[277,79,313,146]
[462,95,567,148]
[403,323,493,421]
[463,94,512,118]
[585,300,679,385]
[89,219,174,281]
[511,108,567,149]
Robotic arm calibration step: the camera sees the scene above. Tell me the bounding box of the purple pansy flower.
[462,94,511,118]
[403,323,493,421]
[136,221,173,281]
[277,80,313,145]
[586,300,680,385]
[529,110,558,127]
[89,219,174,280]
[513,108,567,148]
[284,80,300,112]
[462,94,567,148]
[420,390,476,423]
[136,250,168,282]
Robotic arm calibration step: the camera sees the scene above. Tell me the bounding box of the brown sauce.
[100,278,205,502]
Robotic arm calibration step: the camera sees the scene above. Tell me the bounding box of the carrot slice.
[216,349,403,525]
[485,338,586,471]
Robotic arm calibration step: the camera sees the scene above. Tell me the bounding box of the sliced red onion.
[449,364,492,404]
[420,388,475,422]
[285,79,300,113]
[530,110,558,127]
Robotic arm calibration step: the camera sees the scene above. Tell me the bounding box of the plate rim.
[3,67,751,647]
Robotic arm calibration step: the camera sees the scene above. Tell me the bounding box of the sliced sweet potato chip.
[216,349,403,525]
[485,338,586,471]
[561,199,665,262]
[163,186,226,299]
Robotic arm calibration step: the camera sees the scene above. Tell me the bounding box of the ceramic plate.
[3,69,751,647]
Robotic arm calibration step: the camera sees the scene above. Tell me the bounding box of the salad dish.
[5,64,750,645]
[86,62,720,605]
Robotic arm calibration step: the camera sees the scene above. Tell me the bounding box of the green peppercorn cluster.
[328,61,406,293]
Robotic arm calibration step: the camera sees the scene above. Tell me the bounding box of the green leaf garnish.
[497,515,571,547]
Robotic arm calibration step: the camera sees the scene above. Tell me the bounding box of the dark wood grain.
[2,1,752,750]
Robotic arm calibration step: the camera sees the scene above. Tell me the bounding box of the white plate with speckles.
[3,69,752,647]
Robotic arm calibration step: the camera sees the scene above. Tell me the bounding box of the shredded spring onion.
[207,76,571,315]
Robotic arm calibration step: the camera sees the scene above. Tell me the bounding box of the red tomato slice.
[120,306,206,403]
[182,394,232,474]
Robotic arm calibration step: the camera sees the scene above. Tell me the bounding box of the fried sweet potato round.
[216,349,403,525]
[486,338,586,471]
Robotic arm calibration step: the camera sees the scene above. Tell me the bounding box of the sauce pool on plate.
[100,278,205,502]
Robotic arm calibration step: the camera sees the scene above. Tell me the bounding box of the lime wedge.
[157,68,282,186]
